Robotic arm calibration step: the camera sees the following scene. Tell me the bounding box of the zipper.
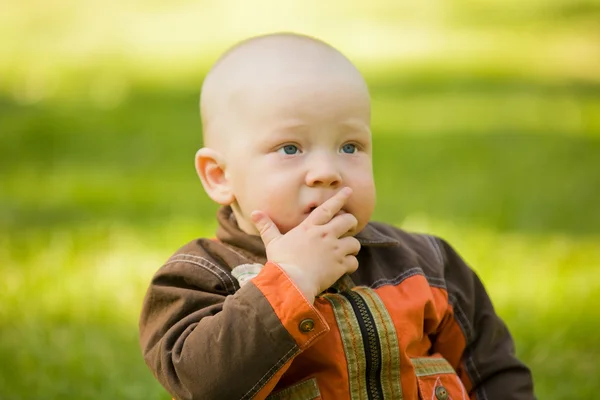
[342,290,384,400]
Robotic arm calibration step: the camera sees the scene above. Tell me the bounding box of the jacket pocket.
[412,356,469,400]
[266,377,321,400]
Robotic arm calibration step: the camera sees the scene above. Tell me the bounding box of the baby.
[139,33,535,400]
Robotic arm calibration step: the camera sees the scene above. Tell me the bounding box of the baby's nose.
[306,156,342,187]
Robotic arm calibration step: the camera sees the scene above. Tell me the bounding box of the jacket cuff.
[252,261,329,349]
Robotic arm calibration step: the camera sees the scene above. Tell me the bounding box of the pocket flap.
[412,356,468,400]
[267,377,321,400]
[412,357,456,377]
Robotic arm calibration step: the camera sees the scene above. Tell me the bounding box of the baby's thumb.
[251,211,281,247]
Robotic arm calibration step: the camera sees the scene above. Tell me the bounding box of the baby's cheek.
[270,214,300,235]
[260,200,294,223]
[353,184,376,224]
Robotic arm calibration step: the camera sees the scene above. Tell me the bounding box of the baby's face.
[225,75,376,236]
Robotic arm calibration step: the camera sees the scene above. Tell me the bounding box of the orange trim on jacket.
[139,206,534,400]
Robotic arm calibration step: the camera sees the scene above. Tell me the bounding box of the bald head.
[200,33,369,151]
[195,33,375,233]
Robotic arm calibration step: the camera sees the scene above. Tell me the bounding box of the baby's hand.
[251,187,360,303]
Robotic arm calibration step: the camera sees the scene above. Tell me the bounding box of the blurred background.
[1,0,599,398]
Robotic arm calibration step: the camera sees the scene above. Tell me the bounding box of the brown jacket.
[139,207,535,400]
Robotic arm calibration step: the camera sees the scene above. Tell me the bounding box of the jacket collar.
[215,206,399,258]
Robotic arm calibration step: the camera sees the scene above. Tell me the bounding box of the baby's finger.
[308,187,352,225]
[251,211,282,247]
[343,254,359,274]
[338,236,361,257]
[326,213,358,238]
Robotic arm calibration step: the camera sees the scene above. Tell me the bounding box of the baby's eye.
[278,144,300,155]
[341,143,357,154]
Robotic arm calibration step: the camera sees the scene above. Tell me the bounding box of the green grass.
[2,1,600,399]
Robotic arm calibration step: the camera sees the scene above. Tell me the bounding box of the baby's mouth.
[305,205,347,217]
[304,205,317,215]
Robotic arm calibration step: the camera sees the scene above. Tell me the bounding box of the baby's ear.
[195,148,235,205]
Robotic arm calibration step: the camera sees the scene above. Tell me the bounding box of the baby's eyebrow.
[262,126,306,146]
[264,119,371,141]
[265,123,310,140]
[338,120,371,135]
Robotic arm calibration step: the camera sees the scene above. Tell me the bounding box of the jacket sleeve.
[431,237,536,400]
[139,254,329,400]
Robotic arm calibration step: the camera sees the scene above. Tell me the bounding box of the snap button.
[435,385,449,400]
[299,319,315,333]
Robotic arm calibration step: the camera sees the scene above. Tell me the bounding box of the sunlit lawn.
[2,1,600,399]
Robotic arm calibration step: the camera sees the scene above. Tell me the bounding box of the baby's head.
[196,33,376,236]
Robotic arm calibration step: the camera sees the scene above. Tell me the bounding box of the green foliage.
[1,1,599,398]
